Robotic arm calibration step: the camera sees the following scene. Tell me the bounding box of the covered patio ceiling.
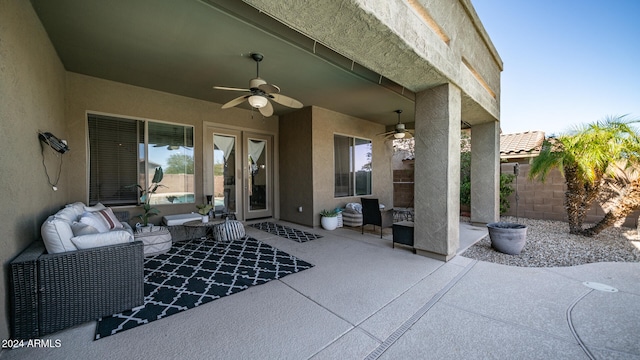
[32,0,484,128]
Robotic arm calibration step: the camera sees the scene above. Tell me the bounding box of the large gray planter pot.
[487,222,528,255]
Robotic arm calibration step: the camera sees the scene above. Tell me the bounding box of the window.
[88,114,194,206]
[334,135,372,197]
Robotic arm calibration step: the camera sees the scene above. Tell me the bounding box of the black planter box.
[393,221,414,250]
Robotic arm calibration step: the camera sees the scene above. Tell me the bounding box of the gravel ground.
[461,216,640,267]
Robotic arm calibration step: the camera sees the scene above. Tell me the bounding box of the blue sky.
[472,0,640,136]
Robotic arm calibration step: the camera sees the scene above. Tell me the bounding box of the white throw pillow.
[71,221,99,236]
[41,216,77,253]
[79,211,109,233]
[94,207,124,230]
[71,231,133,250]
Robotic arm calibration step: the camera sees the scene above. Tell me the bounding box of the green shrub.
[499,173,515,214]
[459,149,516,215]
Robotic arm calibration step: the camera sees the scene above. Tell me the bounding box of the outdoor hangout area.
[3,216,639,359]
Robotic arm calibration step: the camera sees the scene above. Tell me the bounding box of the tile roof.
[500,131,545,158]
[399,130,546,161]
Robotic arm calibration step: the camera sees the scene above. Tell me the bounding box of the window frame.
[334,134,372,198]
[87,112,195,206]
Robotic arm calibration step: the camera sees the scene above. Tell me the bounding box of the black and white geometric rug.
[248,222,323,243]
[95,237,313,339]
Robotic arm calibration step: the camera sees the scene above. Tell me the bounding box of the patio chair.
[361,198,394,238]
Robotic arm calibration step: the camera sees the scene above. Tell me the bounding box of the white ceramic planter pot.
[321,216,338,230]
[201,215,209,223]
[487,222,527,255]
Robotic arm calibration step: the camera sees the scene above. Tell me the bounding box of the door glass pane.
[248,139,267,211]
[213,134,236,216]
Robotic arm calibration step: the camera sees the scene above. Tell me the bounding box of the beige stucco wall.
[0,0,67,339]
[65,72,278,222]
[245,0,501,122]
[311,107,393,227]
[279,106,394,227]
[279,107,315,226]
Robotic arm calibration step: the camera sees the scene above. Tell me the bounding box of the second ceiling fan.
[213,53,303,117]
[379,110,414,140]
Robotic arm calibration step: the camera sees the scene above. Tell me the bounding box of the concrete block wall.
[393,162,640,228]
[502,163,640,228]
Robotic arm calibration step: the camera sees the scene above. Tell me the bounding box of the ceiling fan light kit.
[378,109,414,141]
[213,52,303,117]
[248,95,268,108]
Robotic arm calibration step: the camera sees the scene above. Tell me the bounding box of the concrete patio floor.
[2,221,639,359]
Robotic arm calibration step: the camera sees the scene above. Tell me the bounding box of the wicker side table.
[182,219,224,240]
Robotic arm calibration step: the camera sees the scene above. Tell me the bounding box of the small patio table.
[182,219,224,240]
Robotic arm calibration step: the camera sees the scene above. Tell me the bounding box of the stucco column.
[413,83,461,261]
[470,121,500,224]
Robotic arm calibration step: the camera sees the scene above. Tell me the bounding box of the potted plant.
[320,209,339,230]
[486,222,527,255]
[131,167,165,229]
[196,204,214,223]
[486,163,527,254]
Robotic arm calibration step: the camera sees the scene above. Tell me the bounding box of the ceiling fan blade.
[377,130,396,136]
[403,132,413,139]
[221,95,249,109]
[258,83,280,94]
[213,86,250,92]
[270,93,303,108]
[258,101,274,117]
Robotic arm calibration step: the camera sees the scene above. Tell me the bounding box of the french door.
[244,133,272,219]
[204,127,273,220]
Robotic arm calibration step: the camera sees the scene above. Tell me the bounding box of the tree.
[165,154,194,174]
[584,160,640,235]
[529,116,640,235]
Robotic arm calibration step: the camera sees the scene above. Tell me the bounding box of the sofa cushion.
[71,221,100,236]
[71,231,133,250]
[41,216,78,254]
[79,211,109,233]
[65,202,86,218]
[54,207,79,222]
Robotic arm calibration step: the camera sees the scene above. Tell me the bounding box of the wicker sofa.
[9,240,144,340]
[9,205,145,340]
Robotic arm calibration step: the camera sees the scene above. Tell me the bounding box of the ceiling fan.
[379,110,414,140]
[213,53,303,117]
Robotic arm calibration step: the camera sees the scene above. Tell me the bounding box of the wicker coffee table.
[182,219,224,240]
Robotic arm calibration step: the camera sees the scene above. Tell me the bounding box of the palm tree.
[529,116,640,235]
[583,160,640,235]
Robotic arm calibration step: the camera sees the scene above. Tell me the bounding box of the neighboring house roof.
[399,130,546,162]
[500,131,545,159]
